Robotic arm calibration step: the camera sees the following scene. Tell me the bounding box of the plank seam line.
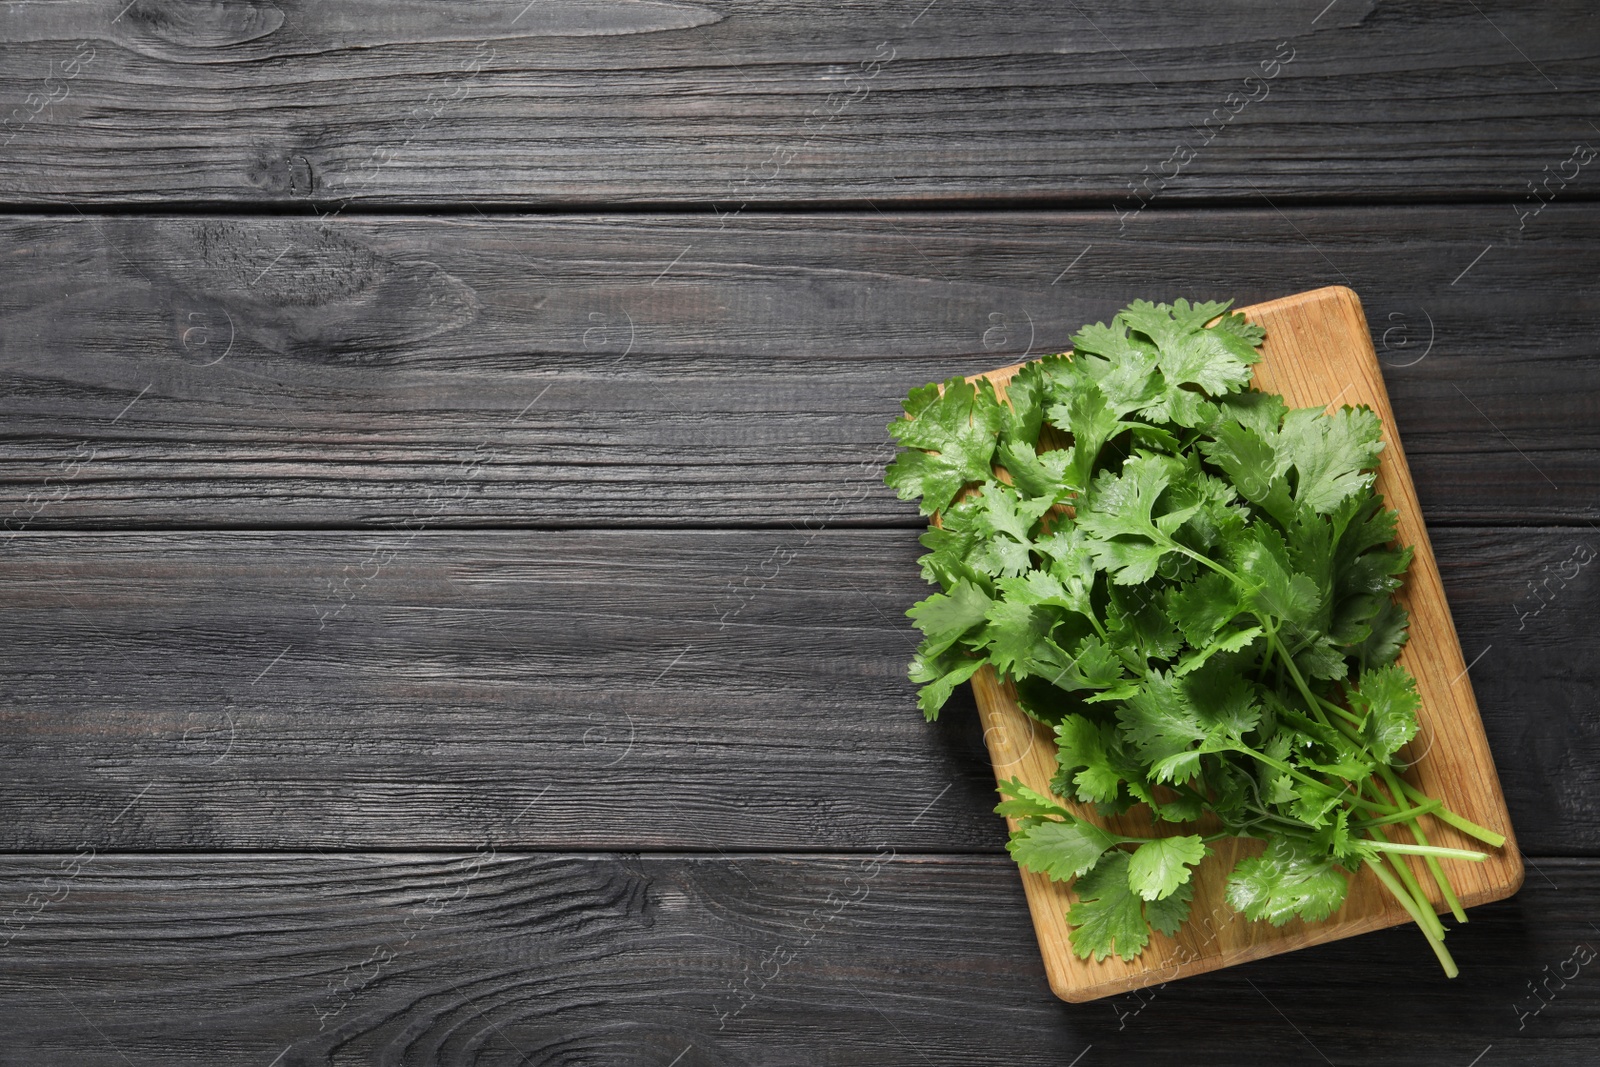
[0,518,1591,534]
[2,193,1598,218]
[0,848,1588,860]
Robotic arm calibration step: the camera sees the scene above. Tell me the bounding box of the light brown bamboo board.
[969,285,1523,1003]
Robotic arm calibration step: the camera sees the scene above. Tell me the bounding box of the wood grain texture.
[968,288,1520,1001]
[0,1,1594,204]
[1,208,1597,529]
[0,851,1595,1065]
[0,525,1589,854]
[0,0,1589,1053]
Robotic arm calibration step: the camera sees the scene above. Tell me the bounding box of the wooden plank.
[0,1,1592,204]
[0,850,1595,1064]
[0,526,1588,853]
[969,287,1521,1002]
[1,208,1597,529]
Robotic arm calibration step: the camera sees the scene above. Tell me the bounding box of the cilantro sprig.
[886,299,1507,975]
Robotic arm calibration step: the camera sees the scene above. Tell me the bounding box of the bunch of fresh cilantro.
[885,298,1505,975]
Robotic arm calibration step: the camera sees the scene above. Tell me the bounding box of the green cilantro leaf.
[997,357,1057,447]
[1350,597,1410,670]
[1047,384,1128,491]
[1225,838,1350,926]
[906,578,992,657]
[1200,419,1294,526]
[1127,834,1209,901]
[1145,877,1196,937]
[997,438,1077,500]
[1118,670,1205,756]
[1279,405,1384,514]
[1173,624,1263,677]
[1166,571,1243,648]
[907,646,984,721]
[979,600,1061,681]
[1065,849,1152,962]
[1233,524,1322,626]
[886,377,1005,515]
[1352,663,1421,763]
[1054,715,1125,804]
[1007,817,1120,882]
[977,479,1058,543]
[994,776,1073,819]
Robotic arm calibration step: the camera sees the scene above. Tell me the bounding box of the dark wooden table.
[1,2,1596,1063]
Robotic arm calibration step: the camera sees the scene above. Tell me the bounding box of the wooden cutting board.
[967,285,1523,1003]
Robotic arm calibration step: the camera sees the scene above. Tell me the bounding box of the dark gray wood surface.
[0,852,1594,1065]
[0,527,1590,856]
[1,0,1597,1062]
[2,209,1596,529]
[0,1,1595,205]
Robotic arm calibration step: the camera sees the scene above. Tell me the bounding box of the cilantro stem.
[1264,600,1484,945]
[1275,663,1458,853]
[1242,803,1327,835]
[1409,820,1468,924]
[1319,688,1503,852]
[1317,711,1440,828]
[1268,630,1335,733]
[1351,796,1443,828]
[1314,692,1362,727]
[1393,777,1508,849]
[1364,823,1450,944]
[1364,840,1487,862]
[1168,542,1243,585]
[1270,623,1480,941]
[1084,611,1109,642]
[1365,853,1460,978]
[1228,744,1398,814]
[1371,766,1467,922]
[1265,696,1344,750]
[1362,775,1468,924]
